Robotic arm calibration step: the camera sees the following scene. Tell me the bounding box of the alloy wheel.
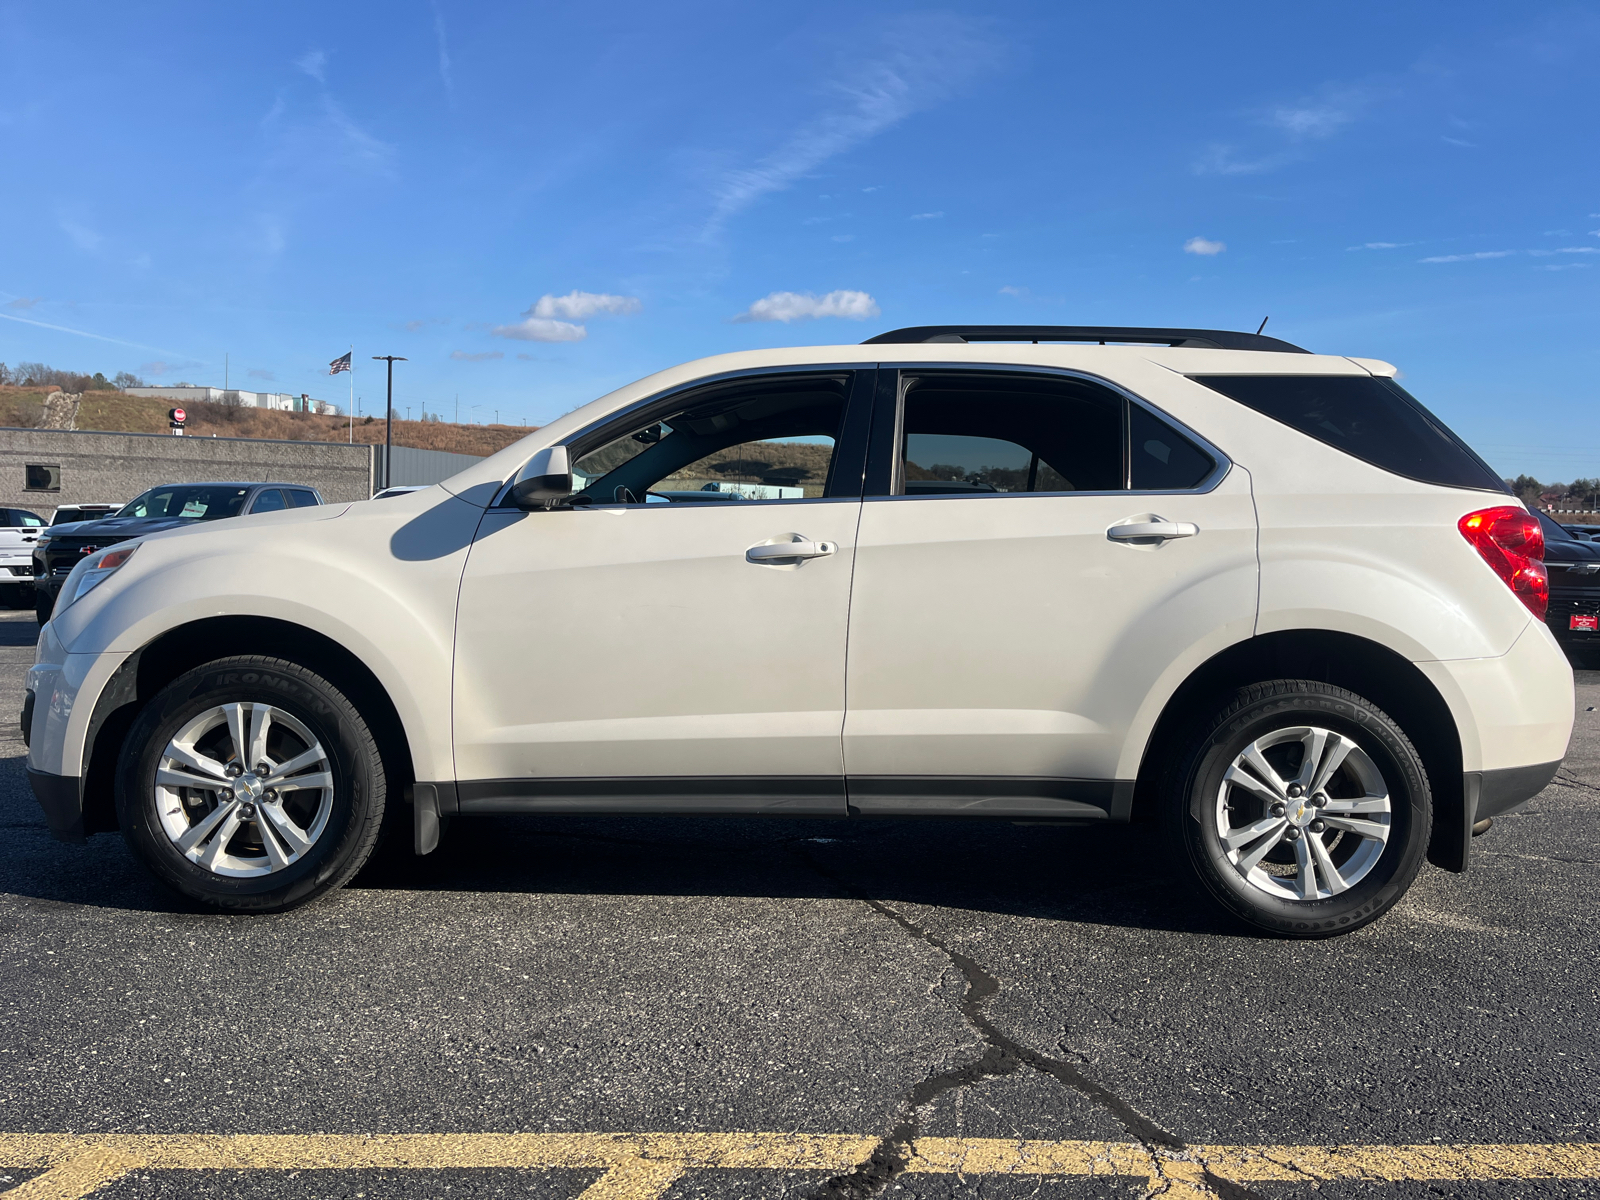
[1214,724,1392,902]
[153,702,334,878]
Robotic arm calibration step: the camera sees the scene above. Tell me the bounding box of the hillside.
[0,386,532,457]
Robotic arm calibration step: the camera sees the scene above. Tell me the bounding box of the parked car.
[31,482,323,623]
[22,325,1573,936]
[50,503,124,526]
[0,507,45,608]
[1536,511,1600,665]
[1559,523,1598,543]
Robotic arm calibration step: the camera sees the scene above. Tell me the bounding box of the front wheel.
[116,656,386,912]
[1166,680,1432,938]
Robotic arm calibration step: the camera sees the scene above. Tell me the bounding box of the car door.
[842,366,1259,818]
[249,489,288,513]
[451,366,874,814]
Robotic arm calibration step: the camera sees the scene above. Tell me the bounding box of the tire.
[116,656,386,912]
[1165,680,1431,938]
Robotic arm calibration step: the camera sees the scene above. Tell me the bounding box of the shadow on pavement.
[0,614,40,647]
[0,736,1238,935]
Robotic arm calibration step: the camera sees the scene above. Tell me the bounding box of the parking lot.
[0,606,1596,1198]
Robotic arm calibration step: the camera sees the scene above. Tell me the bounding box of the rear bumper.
[1470,759,1561,822]
[28,768,84,843]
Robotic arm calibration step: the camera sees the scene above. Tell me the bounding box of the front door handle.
[746,538,836,563]
[1107,519,1199,542]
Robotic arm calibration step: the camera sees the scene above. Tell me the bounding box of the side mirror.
[509,445,573,509]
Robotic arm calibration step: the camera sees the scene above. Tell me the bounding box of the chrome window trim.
[878,361,1233,499]
[491,361,878,509]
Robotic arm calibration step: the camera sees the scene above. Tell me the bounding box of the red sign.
[1571,614,1598,632]
[169,407,186,423]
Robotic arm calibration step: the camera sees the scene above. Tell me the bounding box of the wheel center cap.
[1286,797,1313,826]
[232,775,263,803]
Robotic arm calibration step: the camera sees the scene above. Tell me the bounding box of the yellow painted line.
[1,1133,1597,1199]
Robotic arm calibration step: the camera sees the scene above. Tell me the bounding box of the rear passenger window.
[1130,405,1215,490]
[251,490,287,513]
[899,373,1123,494]
[287,489,320,507]
[1192,374,1507,493]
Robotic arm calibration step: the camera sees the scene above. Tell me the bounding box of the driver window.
[571,374,849,505]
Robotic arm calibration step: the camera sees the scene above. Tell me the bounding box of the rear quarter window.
[1191,374,1507,494]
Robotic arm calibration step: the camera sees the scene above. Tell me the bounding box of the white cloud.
[1192,144,1291,176]
[529,291,641,319]
[1347,242,1410,250]
[491,317,587,342]
[1270,104,1351,139]
[1541,263,1591,271]
[910,211,944,220]
[431,2,453,97]
[1442,136,1475,147]
[998,285,1027,297]
[1590,228,1600,236]
[732,289,880,323]
[295,49,326,82]
[60,220,102,251]
[703,15,999,235]
[1419,250,1515,262]
[451,350,504,361]
[862,185,884,193]
[1184,236,1226,256]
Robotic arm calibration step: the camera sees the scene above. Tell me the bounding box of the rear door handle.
[1107,519,1199,542]
[746,539,836,563]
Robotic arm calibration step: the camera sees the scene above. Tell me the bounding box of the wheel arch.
[1129,629,1468,871]
[80,616,416,836]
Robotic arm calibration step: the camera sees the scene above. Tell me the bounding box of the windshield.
[117,485,251,522]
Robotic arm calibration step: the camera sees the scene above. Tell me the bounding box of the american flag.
[329,351,352,375]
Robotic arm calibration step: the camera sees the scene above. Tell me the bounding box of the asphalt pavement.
[1,606,1596,1198]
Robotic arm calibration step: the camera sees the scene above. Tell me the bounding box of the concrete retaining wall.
[0,428,377,513]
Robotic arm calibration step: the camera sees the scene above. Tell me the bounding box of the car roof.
[133,481,318,489]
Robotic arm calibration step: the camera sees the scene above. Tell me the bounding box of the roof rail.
[861,325,1310,353]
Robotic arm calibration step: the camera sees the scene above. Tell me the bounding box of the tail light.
[1458,506,1547,620]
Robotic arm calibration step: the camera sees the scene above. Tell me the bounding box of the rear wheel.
[1165,680,1431,938]
[116,656,385,911]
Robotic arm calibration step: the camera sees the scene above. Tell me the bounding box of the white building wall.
[124,386,339,415]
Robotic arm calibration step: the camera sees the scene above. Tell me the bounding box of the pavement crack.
[795,848,1266,1200]
[1554,769,1600,795]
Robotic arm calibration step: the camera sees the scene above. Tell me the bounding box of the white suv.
[23,326,1573,935]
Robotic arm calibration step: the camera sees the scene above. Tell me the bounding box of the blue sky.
[2,1,1598,478]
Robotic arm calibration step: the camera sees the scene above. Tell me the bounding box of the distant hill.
[0,386,533,457]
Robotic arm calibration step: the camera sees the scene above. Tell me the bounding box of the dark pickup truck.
[33,481,322,622]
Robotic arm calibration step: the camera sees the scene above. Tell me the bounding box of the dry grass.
[0,386,533,457]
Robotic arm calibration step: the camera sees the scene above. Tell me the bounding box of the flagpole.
[347,344,354,443]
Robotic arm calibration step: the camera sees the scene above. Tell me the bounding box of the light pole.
[372,356,407,490]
